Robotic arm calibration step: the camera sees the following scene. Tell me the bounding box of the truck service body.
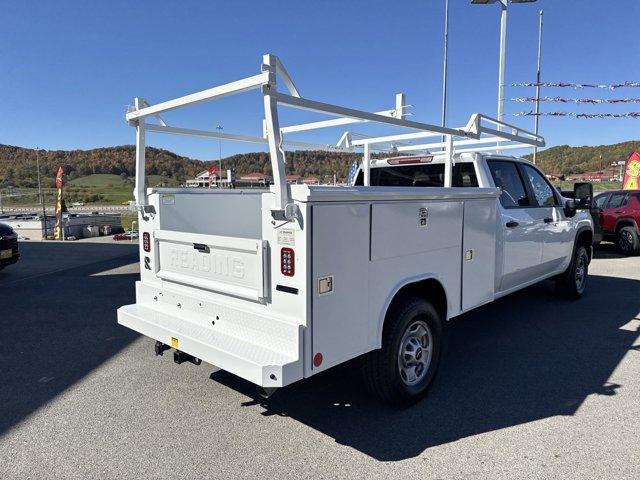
[118,55,593,405]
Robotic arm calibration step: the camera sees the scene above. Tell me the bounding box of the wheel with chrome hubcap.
[362,296,443,407]
[398,320,433,386]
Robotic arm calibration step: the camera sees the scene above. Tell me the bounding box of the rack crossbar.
[144,124,351,152]
[126,72,270,122]
[273,92,470,138]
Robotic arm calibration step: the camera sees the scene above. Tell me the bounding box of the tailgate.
[154,229,269,302]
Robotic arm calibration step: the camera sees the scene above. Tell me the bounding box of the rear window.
[354,162,478,187]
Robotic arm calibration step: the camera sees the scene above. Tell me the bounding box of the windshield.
[353,162,478,187]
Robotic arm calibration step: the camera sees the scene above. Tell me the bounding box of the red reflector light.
[313,353,323,367]
[280,247,295,276]
[143,232,150,252]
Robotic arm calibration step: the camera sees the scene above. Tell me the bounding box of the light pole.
[36,148,48,239]
[471,0,538,127]
[216,125,223,186]
[36,147,43,204]
[533,9,544,165]
[441,0,450,139]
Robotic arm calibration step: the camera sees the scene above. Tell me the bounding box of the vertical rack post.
[363,143,371,186]
[133,97,147,207]
[444,134,453,188]
[262,54,289,215]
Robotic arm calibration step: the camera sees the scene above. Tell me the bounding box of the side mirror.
[564,198,577,218]
[573,182,593,209]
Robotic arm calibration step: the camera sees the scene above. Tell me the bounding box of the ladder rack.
[126,54,545,221]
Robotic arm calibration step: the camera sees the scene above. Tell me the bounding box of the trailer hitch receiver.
[173,350,202,366]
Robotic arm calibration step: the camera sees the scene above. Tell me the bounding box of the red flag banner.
[55,166,64,189]
[623,152,640,190]
[54,166,65,240]
[207,164,218,187]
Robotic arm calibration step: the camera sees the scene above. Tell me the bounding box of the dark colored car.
[0,223,20,270]
[592,189,640,255]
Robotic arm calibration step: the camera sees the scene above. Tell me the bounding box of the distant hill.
[1,140,638,188]
[0,144,362,188]
[525,140,640,175]
[0,144,206,188]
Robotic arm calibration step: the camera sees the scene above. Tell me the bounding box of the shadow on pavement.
[213,274,640,461]
[0,242,139,435]
[593,242,628,259]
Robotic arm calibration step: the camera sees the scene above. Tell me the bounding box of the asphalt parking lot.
[1,240,639,479]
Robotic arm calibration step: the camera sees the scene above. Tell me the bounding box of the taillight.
[280,247,295,276]
[143,232,150,252]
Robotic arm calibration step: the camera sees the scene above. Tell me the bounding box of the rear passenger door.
[520,163,573,273]
[487,160,547,292]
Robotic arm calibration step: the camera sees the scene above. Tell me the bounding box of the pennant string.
[512,81,640,90]
[514,111,640,119]
[511,97,640,104]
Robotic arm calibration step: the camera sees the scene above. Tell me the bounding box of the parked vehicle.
[113,231,139,241]
[117,55,594,406]
[592,189,640,255]
[0,223,20,270]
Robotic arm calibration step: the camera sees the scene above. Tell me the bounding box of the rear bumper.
[117,286,304,387]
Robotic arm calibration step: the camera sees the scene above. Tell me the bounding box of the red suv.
[593,189,640,255]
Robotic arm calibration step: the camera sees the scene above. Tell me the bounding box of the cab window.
[522,164,558,206]
[353,162,478,187]
[487,160,531,208]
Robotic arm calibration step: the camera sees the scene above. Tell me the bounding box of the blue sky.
[1,0,639,161]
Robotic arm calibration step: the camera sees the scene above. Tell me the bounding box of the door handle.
[506,220,519,228]
[544,217,553,223]
[614,210,623,214]
[193,243,210,253]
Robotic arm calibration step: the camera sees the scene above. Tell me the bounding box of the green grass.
[70,174,127,187]
[70,173,179,188]
[1,174,181,208]
[552,180,622,193]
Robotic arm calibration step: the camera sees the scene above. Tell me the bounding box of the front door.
[520,163,573,273]
[487,160,546,292]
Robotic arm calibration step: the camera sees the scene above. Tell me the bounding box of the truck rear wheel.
[557,244,589,299]
[617,226,640,255]
[362,297,442,407]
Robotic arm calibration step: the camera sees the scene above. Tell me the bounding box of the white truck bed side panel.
[370,201,463,261]
[310,203,370,372]
[368,201,464,345]
[461,199,497,311]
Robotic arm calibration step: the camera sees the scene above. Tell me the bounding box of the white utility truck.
[118,55,594,406]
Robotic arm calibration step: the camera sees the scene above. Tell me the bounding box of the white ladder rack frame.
[126,54,545,220]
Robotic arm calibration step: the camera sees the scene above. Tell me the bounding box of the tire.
[362,296,443,407]
[556,245,589,299]
[617,226,640,256]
